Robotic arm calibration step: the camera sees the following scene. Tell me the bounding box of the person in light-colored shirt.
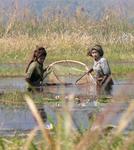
[87,44,113,96]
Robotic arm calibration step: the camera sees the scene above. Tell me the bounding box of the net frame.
[43,60,95,85]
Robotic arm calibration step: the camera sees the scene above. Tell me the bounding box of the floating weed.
[98,96,112,103]
[0,91,63,106]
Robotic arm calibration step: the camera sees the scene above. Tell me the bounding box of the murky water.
[0,77,134,136]
[0,102,134,136]
[0,77,134,97]
[0,77,96,98]
[0,77,25,92]
[0,103,96,135]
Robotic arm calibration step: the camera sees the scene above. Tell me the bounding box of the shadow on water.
[0,77,134,136]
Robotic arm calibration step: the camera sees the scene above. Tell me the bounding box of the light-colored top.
[93,57,111,78]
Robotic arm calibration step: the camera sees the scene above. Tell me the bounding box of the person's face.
[38,56,45,64]
[91,49,100,61]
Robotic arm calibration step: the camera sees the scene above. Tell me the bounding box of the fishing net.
[43,60,95,85]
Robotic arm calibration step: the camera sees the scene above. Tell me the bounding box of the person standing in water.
[25,46,47,92]
[87,44,113,96]
[25,46,53,129]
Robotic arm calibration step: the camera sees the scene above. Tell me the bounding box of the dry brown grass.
[0,3,134,64]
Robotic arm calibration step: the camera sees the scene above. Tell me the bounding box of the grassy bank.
[0,6,134,76]
[0,33,134,64]
[0,8,134,63]
[0,61,134,77]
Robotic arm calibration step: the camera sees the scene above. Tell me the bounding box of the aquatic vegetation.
[0,95,134,150]
[0,91,61,106]
[0,3,134,150]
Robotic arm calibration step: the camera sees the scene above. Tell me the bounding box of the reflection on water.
[0,77,134,98]
[0,104,93,135]
[0,102,134,136]
[0,77,134,135]
[0,77,96,98]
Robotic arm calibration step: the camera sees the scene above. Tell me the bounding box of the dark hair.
[36,47,47,58]
[25,46,47,73]
[87,44,104,57]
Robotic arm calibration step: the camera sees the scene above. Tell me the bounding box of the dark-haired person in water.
[87,44,113,96]
[25,46,48,92]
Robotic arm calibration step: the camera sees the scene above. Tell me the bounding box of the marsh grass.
[0,5,133,66]
[0,4,134,150]
[0,92,134,150]
[0,64,25,76]
[0,6,133,76]
[1,95,134,150]
[111,63,134,76]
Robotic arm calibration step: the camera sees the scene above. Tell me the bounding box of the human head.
[36,47,47,58]
[87,44,104,57]
[25,46,47,72]
[36,47,47,64]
